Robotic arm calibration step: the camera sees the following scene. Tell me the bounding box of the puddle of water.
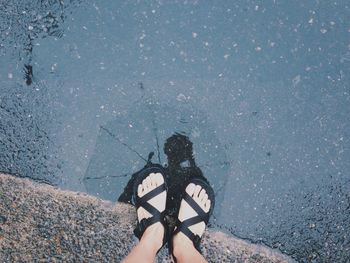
[83,98,228,219]
[1,1,350,262]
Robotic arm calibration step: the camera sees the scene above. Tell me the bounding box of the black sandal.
[132,165,168,253]
[170,178,215,261]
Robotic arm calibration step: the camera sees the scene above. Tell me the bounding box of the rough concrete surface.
[0,173,294,262]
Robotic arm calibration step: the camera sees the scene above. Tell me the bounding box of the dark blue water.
[1,1,349,262]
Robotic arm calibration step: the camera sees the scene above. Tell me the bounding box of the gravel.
[0,173,294,262]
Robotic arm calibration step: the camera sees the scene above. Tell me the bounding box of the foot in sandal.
[171,178,215,262]
[133,168,168,253]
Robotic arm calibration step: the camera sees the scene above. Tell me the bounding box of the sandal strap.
[183,192,210,224]
[134,182,167,241]
[136,183,167,207]
[173,193,211,250]
[138,200,161,218]
[135,183,166,217]
[134,211,165,239]
[173,220,201,252]
[177,223,201,243]
[181,216,204,228]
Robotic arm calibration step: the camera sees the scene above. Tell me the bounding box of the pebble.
[0,215,7,224]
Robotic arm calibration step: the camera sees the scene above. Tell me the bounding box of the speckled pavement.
[0,173,294,262]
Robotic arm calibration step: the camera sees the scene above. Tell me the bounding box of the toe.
[185,183,196,196]
[142,178,148,192]
[202,193,208,203]
[150,173,157,186]
[155,172,164,186]
[145,176,152,191]
[194,185,202,198]
[198,188,206,201]
[148,174,154,187]
[138,184,143,197]
[204,199,211,213]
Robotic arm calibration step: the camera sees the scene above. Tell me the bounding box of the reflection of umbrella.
[83,98,229,217]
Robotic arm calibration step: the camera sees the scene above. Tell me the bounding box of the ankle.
[140,222,164,252]
[172,232,195,259]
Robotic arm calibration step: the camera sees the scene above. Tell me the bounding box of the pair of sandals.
[132,165,215,260]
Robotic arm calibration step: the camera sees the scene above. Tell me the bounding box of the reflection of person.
[122,170,214,263]
[164,133,208,218]
[163,132,196,167]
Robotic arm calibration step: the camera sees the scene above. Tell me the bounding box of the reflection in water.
[163,133,207,217]
[119,133,208,220]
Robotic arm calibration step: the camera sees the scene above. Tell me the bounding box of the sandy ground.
[0,173,294,262]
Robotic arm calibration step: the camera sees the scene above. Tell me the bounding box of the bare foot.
[173,183,211,251]
[137,172,166,251]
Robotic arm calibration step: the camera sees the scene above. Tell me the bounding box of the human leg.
[122,223,164,263]
[122,172,166,263]
[171,182,214,263]
[172,232,207,263]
